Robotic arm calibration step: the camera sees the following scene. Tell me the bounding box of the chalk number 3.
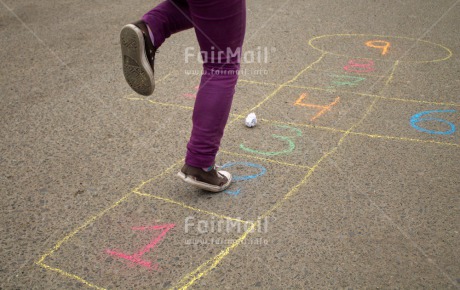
[240,125,302,156]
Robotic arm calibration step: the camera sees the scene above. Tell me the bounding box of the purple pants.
[142,0,246,168]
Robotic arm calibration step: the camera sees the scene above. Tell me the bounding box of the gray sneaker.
[177,164,232,193]
[120,20,157,96]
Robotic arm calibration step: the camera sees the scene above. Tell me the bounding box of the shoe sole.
[177,171,232,193]
[120,24,154,96]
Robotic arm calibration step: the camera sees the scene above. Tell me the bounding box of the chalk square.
[290,68,389,96]
[309,53,400,77]
[41,194,250,289]
[353,99,459,144]
[149,71,279,115]
[252,86,376,130]
[221,119,342,168]
[138,152,307,221]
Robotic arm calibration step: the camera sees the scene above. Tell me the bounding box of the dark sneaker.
[177,164,232,193]
[120,20,156,96]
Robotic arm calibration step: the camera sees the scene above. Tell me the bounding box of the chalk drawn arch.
[308,34,452,63]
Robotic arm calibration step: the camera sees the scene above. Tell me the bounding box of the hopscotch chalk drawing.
[37,33,458,290]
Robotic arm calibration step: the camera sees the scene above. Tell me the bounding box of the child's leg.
[142,0,194,48]
[121,0,194,95]
[185,0,246,168]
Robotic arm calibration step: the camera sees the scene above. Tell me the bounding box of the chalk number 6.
[410,110,457,135]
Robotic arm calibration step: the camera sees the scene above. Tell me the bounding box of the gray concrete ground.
[1,0,459,289]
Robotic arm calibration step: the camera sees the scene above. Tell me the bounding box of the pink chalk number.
[343,59,375,73]
[106,224,175,270]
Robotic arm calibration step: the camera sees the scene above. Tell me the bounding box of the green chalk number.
[240,125,302,156]
[329,74,366,87]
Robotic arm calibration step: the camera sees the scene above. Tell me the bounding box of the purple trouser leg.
[142,0,246,168]
[142,0,193,47]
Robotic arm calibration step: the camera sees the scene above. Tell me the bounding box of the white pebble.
[245,112,257,128]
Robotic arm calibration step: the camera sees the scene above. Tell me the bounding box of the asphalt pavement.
[1,0,459,289]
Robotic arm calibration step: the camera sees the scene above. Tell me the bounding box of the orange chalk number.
[365,40,391,56]
[294,92,340,121]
